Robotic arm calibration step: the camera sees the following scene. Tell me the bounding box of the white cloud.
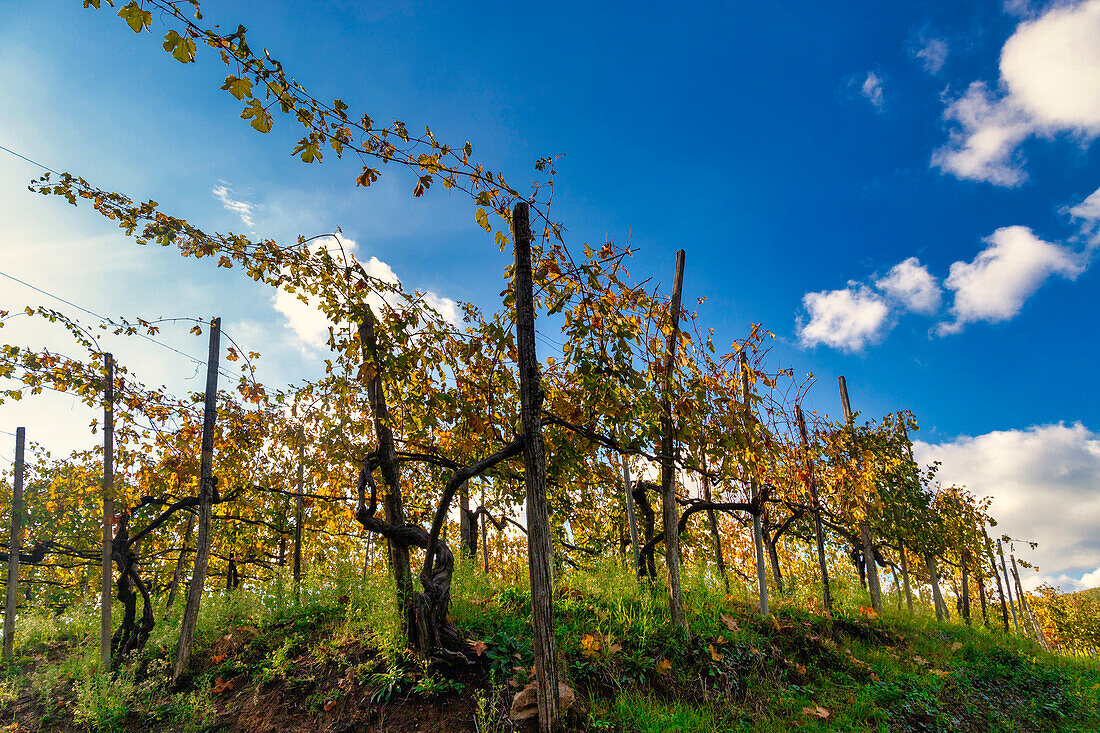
[933,0,1100,185]
[860,72,885,110]
[212,182,256,230]
[797,286,889,352]
[875,257,942,314]
[914,36,949,75]
[271,233,458,351]
[937,225,1085,334]
[1080,567,1100,589]
[1068,184,1100,242]
[914,423,1100,592]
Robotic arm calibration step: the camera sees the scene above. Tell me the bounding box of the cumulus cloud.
[860,72,885,110]
[914,423,1100,591]
[797,286,889,352]
[913,36,949,75]
[212,182,256,229]
[271,233,458,351]
[937,225,1086,334]
[875,257,942,314]
[933,0,1100,185]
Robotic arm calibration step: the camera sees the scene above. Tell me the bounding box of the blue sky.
[1,0,1098,589]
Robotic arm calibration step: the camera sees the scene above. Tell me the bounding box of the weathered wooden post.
[173,318,221,685]
[294,426,304,601]
[3,427,25,662]
[926,553,946,622]
[512,202,561,731]
[795,404,832,612]
[998,540,1019,632]
[100,353,114,673]
[984,528,1010,631]
[660,250,689,631]
[616,447,642,579]
[481,486,489,574]
[961,550,971,624]
[838,376,882,614]
[740,354,769,616]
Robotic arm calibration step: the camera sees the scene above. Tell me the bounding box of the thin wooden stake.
[927,553,946,622]
[660,249,689,631]
[3,427,25,662]
[985,528,1010,631]
[838,376,882,614]
[741,354,769,616]
[998,540,1019,632]
[100,353,114,672]
[512,202,560,731]
[173,318,221,685]
[294,426,304,601]
[795,404,832,612]
[617,446,642,579]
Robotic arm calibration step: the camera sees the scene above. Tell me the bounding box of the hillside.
[1,564,1097,733]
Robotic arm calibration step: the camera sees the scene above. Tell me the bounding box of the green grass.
[1,561,1097,732]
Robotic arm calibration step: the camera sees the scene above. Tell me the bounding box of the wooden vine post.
[3,427,25,662]
[660,249,689,632]
[998,540,1019,632]
[740,354,769,616]
[616,446,642,579]
[512,202,561,731]
[795,404,832,612]
[100,353,114,673]
[961,550,972,624]
[985,528,1010,631]
[926,553,946,621]
[294,425,304,601]
[898,419,916,614]
[838,376,882,614]
[173,317,221,686]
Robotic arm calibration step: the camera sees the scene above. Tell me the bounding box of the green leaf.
[241,99,273,133]
[162,30,196,63]
[118,2,151,33]
[220,75,253,101]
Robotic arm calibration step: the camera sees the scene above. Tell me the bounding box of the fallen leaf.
[720,613,739,632]
[470,640,488,656]
[708,644,724,662]
[324,700,336,712]
[657,659,672,672]
[802,705,830,719]
[211,677,234,695]
[581,634,601,659]
[950,642,963,651]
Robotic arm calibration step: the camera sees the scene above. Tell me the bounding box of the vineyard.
[1,2,1099,732]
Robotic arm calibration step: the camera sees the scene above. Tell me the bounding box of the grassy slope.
[1,562,1098,732]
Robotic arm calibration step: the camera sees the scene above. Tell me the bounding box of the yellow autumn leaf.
[580,634,601,659]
